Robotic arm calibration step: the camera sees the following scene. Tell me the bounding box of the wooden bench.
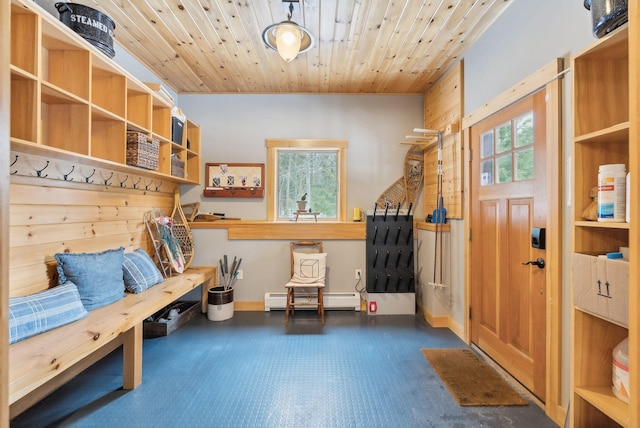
[9,265,216,418]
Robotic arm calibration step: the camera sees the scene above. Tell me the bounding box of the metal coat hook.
[132,177,142,189]
[83,169,95,183]
[102,172,113,186]
[145,179,154,191]
[118,175,129,188]
[155,181,163,192]
[35,161,50,178]
[11,155,18,175]
[62,165,75,181]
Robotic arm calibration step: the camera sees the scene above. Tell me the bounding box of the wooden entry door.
[469,90,547,401]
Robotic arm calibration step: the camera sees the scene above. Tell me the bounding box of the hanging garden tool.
[421,130,447,289]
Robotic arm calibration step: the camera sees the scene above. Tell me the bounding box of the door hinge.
[469,228,472,241]
[469,307,472,320]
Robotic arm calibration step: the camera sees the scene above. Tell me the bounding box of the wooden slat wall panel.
[9,180,173,297]
[423,61,463,219]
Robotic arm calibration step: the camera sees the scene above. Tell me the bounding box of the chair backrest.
[290,241,323,277]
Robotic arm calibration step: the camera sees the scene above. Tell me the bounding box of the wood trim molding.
[462,58,564,130]
[1,0,10,424]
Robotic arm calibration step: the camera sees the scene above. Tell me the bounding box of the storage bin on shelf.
[126,132,159,170]
[171,154,185,178]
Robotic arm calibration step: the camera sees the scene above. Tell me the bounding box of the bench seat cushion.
[55,248,126,310]
[9,282,89,344]
[123,249,164,293]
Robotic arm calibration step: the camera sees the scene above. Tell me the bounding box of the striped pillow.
[123,249,164,293]
[9,282,89,344]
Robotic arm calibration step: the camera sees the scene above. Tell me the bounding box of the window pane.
[496,154,512,183]
[496,122,512,153]
[481,131,493,158]
[480,159,494,186]
[515,148,534,181]
[515,112,533,148]
[277,151,338,218]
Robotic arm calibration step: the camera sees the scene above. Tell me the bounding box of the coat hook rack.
[62,165,75,181]
[145,179,154,191]
[82,168,95,183]
[35,160,50,178]
[118,175,129,188]
[102,172,113,186]
[11,155,19,175]
[132,177,142,189]
[155,181,163,192]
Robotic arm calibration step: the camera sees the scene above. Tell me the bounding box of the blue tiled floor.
[12,311,559,427]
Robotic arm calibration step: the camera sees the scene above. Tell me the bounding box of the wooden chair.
[285,241,326,325]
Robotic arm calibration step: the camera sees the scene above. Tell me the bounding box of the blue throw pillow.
[55,248,125,310]
[123,249,164,293]
[9,282,89,344]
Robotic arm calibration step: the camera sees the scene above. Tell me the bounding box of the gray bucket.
[55,3,116,58]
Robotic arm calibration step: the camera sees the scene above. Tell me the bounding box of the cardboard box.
[572,253,629,327]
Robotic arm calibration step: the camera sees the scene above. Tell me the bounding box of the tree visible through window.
[277,150,338,218]
[266,139,348,221]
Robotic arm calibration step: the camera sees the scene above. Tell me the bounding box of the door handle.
[522,257,545,269]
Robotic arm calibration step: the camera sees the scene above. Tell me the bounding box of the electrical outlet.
[355,269,362,279]
[236,270,243,280]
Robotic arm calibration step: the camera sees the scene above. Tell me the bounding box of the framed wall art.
[204,163,264,198]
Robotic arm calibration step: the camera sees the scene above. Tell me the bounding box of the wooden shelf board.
[575,386,629,427]
[41,82,88,105]
[574,122,629,144]
[10,64,36,81]
[92,105,125,122]
[574,220,630,229]
[10,138,195,185]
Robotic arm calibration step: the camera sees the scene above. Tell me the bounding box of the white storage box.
[572,253,629,327]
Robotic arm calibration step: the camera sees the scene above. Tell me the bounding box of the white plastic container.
[612,337,630,403]
[626,172,630,223]
[598,164,626,222]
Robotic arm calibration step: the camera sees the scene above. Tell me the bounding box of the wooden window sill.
[188,219,448,239]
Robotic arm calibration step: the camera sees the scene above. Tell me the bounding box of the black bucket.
[208,286,234,305]
[55,3,116,58]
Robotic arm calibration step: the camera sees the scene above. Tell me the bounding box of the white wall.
[177,94,424,303]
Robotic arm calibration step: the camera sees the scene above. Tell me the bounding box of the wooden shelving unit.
[571,26,633,427]
[9,0,201,185]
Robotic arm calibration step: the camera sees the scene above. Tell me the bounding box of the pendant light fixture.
[262,0,315,62]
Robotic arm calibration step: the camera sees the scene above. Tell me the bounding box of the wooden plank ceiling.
[83,0,512,94]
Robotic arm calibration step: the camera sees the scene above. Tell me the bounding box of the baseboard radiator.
[264,292,361,311]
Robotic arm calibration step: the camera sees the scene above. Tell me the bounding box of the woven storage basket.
[171,155,185,178]
[127,132,159,170]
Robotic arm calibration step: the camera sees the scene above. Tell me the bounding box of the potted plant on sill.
[297,193,308,212]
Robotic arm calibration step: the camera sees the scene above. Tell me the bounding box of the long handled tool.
[428,131,447,289]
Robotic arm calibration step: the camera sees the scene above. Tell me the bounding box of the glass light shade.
[275,24,302,62]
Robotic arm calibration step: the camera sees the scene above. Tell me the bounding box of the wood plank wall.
[423,61,463,219]
[9,174,175,298]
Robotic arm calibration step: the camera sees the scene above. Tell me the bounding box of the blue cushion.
[123,249,164,293]
[55,247,125,310]
[9,282,89,344]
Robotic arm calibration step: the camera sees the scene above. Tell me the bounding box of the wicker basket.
[171,155,185,178]
[127,132,159,170]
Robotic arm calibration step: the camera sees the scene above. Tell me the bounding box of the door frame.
[461,58,564,425]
